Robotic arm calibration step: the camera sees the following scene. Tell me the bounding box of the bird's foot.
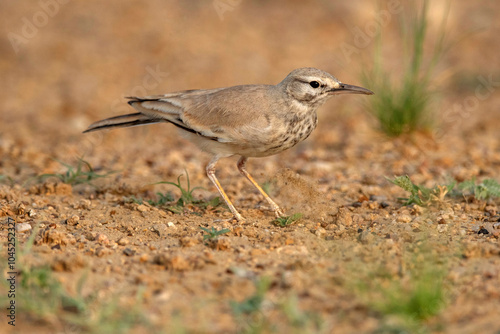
[273,206,286,218]
[234,212,245,222]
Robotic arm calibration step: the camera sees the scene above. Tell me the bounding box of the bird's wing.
[128,85,278,145]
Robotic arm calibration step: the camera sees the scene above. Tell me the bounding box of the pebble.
[335,207,353,226]
[397,215,412,223]
[95,247,111,257]
[314,227,326,237]
[96,234,110,245]
[16,223,32,233]
[123,248,136,256]
[66,215,80,226]
[437,224,447,233]
[209,237,231,251]
[151,223,168,237]
[180,237,200,247]
[117,237,130,246]
[477,228,489,235]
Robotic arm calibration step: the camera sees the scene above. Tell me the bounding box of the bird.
[84,67,373,221]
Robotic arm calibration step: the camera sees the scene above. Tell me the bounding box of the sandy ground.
[1,1,500,333]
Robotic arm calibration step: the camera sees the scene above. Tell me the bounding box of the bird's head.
[279,67,373,107]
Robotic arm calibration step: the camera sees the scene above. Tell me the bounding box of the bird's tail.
[83,113,164,133]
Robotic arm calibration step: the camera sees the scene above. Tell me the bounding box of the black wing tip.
[127,97,139,105]
[126,96,164,105]
[83,118,164,134]
[82,124,112,133]
[82,126,102,134]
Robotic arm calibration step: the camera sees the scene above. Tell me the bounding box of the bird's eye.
[309,81,320,88]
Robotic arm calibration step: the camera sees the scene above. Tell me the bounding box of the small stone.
[123,248,136,256]
[180,237,200,247]
[16,223,32,233]
[478,228,489,235]
[95,247,111,257]
[66,215,80,226]
[167,222,175,228]
[167,255,191,271]
[314,227,326,237]
[84,232,97,241]
[397,215,412,223]
[28,209,36,217]
[412,205,424,215]
[96,234,109,245]
[335,207,353,226]
[207,237,231,251]
[136,204,149,212]
[117,237,129,246]
[151,223,168,237]
[485,205,496,216]
[437,224,447,233]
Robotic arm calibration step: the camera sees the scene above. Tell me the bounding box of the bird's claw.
[273,207,286,218]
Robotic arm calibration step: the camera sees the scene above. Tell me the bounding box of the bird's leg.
[206,156,244,222]
[237,157,285,218]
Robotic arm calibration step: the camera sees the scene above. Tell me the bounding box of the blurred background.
[1,0,499,186]
[2,2,500,333]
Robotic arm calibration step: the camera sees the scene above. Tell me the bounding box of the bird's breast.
[263,112,318,155]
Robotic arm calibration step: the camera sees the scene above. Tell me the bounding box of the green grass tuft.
[389,175,500,206]
[147,191,175,206]
[200,226,230,241]
[0,265,150,333]
[154,172,201,207]
[151,171,222,214]
[362,0,449,136]
[272,213,303,227]
[229,276,323,333]
[39,157,115,186]
[230,277,271,316]
[352,241,448,333]
[457,177,500,200]
[388,175,454,206]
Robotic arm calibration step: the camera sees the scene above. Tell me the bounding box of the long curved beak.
[329,83,374,95]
